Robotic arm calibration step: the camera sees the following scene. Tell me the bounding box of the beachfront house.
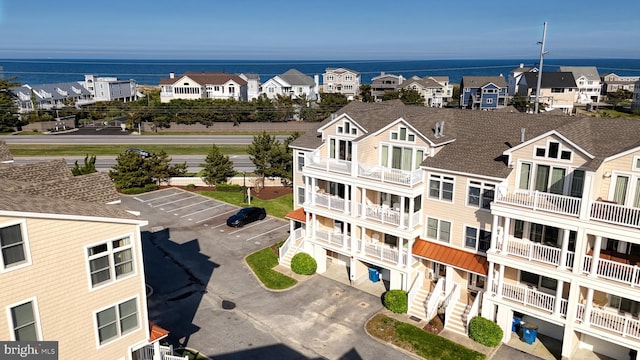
[369,72,405,102]
[517,72,577,114]
[601,73,640,94]
[159,72,248,103]
[322,68,361,100]
[82,75,138,102]
[280,100,640,360]
[260,69,319,101]
[559,66,602,104]
[459,75,508,110]
[507,64,537,96]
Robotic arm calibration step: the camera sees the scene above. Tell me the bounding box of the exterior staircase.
[279,236,304,268]
[446,301,470,335]
[407,286,430,320]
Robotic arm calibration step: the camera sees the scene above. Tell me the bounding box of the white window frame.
[0,219,32,273]
[297,153,305,172]
[6,297,43,341]
[609,171,640,207]
[390,126,416,143]
[94,296,140,348]
[464,225,491,253]
[466,180,495,210]
[426,217,451,243]
[297,186,305,205]
[85,234,136,290]
[428,174,455,202]
[633,156,640,171]
[519,270,557,294]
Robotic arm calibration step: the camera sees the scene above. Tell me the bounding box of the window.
[9,300,39,341]
[535,141,572,160]
[465,227,491,252]
[96,298,139,345]
[87,237,134,287]
[486,98,493,104]
[551,88,565,93]
[467,181,495,209]
[520,271,557,291]
[390,126,416,143]
[609,295,639,316]
[1,223,28,269]
[427,218,451,243]
[297,154,305,171]
[429,174,454,202]
[635,157,640,171]
[297,187,305,204]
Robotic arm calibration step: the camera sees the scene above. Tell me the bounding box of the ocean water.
[1,58,639,86]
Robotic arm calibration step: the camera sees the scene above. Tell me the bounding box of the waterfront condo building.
[0,148,175,360]
[280,100,640,359]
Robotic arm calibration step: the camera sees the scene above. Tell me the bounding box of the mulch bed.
[165,185,292,201]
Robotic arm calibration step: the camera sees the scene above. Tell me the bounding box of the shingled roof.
[159,72,247,86]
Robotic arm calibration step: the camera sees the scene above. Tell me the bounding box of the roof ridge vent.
[434,120,445,138]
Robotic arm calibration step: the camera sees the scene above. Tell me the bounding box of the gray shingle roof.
[160,72,247,86]
[461,76,507,88]
[559,66,600,81]
[279,69,316,86]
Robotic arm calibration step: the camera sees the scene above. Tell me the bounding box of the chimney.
[520,128,526,143]
[169,72,175,79]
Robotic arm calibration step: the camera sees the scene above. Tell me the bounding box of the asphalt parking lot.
[123,188,414,360]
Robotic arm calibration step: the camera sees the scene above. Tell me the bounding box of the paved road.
[13,155,255,173]
[0,134,289,145]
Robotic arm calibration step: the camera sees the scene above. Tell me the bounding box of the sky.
[1,0,639,60]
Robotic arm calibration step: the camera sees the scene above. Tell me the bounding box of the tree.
[247,131,280,188]
[109,151,152,189]
[0,78,21,133]
[399,88,425,105]
[200,144,236,185]
[145,150,187,185]
[511,93,531,112]
[606,89,632,108]
[382,91,399,101]
[269,132,301,184]
[359,84,374,103]
[72,154,97,176]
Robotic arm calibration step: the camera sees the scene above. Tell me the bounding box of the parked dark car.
[226,207,267,227]
[126,148,150,158]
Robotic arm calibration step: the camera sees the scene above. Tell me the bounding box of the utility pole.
[534,22,549,114]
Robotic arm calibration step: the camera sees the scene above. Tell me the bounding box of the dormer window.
[390,126,416,143]
[534,141,572,161]
[336,121,357,136]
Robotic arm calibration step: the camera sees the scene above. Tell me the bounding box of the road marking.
[143,192,182,203]
[133,197,144,202]
[206,223,227,230]
[244,224,289,242]
[228,218,272,235]
[195,209,238,224]
[180,203,226,218]
[170,199,211,212]
[152,195,198,208]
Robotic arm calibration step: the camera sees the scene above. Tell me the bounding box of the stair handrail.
[408,270,424,308]
[465,291,483,332]
[425,277,444,320]
[443,284,460,326]
[278,228,305,262]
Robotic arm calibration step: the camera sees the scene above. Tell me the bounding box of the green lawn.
[197,191,293,219]
[599,109,640,118]
[7,144,248,156]
[245,243,297,290]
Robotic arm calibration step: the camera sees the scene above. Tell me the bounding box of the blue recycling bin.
[522,324,538,345]
[512,317,522,332]
[368,268,380,282]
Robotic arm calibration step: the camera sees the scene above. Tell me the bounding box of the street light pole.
[534,22,549,114]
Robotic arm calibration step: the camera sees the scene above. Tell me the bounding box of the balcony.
[497,237,575,269]
[358,164,423,186]
[304,154,352,175]
[310,228,407,266]
[312,192,350,212]
[495,187,581,217]
[583,255,640,287]
[494,282,567,316]
[590,200,640,228]
[356,203,422,228]
[576,304,640,340]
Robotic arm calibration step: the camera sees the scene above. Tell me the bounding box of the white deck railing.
[495,187,581,217]
[279,228,305,262]
[357,164,423,186]
[576,304,640,340]
[313,193,350,212]
[304,154,352,174]
[425,278,445,321]
[590,201,640,228]
[583,255,640,286]
[315,229,349,247]
[134,345,188,360]
[500,282,557,313]
[503,237,574,269]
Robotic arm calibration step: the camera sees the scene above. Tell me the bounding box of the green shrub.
[383,290,408,314]
[120,187,146,195]
[215,183,243,192]
[144,183,159,191]
[468,316,503,347]
[185,183,196,189]
[290,252,317,275]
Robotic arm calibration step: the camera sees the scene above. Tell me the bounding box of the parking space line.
[153,195,198,208]
[180,203,226,218]
[195,209,238,224]
[141,191,182,203]
[244,224,289,242]
[206,223,228,229]
[228,218,273,235]
[170,199,212,213]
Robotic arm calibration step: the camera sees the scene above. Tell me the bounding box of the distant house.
[370,72,405,102]
[12,83,93,113]
[322,67,360,100]
[459,75,508,110]
[632,80,640,111]
[159,71,248,103]
[518,71,577,113]
[400,76,448,107]
[507,64,537,96]
[81,75,138,102]
[429,76,454,104]
[559,66,602,104]
[601,73,640,94]
[260,69,319,101]
[239,73,261,101]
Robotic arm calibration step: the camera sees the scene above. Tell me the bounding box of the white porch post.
[312,213,317,239]
[487,261,495,295]
[153,341,161,360]
[584,287,594,325]
[360,186,367,219]
[311,178,317,205]
[501,217,510,253]
[553,279,564,316]
[397,237,403,266]
[400,196,406,228]
[490,214,499,251]
[559,229,570,269]
[408,196,415,229]
[497,264,505,298]
[590,236,602,278]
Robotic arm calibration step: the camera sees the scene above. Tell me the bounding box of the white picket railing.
[357,164,423,186]
[495,187,581,217]
[577,304,640,340]
[278,228,305,262]
[313,193,350,212]
[583,255,640,287]
[304,154,352,174]
[504,237,575,269]
[500,282,556,313]
[590,201,640,228]
[407,271,425,311]
[315,229,348,247]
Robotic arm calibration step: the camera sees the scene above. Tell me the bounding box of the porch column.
[153,341,161,360]
[344,184,350,213]
[408,196,415,229]
[553,279,564,316]
[305,211,311,239]
[590,236,602,278]
[497,264,505,299]
[486,261,495,295]
[584,287,594,325]
[360,187,367,219]
[312,213,317,239]
[501,217,510,253]
[407,238,414,267]
[400,196,406,228]
[397,238,403,266]
[579,172,595,220]
[559,229,570,270]
[311,178,317,205]
[490,214,500,251]
[360,226,365,253]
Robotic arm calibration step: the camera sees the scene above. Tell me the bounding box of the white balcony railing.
[358,164,423,186]
[495,187,581,217]
[279,228,305,262]
[315,230,349,248]
[590,201,640,228]
[502,237,575,269]
[583,255,640,287]
[576,304,640,340]
[313,193,350,212]
[134,345,188,360]
[500,282,557,314]
[304,154,352,175]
